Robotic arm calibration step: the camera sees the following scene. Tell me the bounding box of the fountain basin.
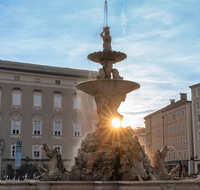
[76,79,140,97]
[87,51,127,64]
[0,180,200,190]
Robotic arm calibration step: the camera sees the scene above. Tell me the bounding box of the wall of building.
[0,60,97,179]
[144,93,194,175]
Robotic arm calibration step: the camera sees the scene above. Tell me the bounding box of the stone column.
[0,139,5,180]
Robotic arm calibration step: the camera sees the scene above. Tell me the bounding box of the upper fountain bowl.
[76,79,140,97]
[87,51,127,64]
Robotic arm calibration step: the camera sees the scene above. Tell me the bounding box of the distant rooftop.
[0,59,97,79]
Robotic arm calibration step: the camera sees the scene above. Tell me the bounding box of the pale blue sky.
[0,0,200,128]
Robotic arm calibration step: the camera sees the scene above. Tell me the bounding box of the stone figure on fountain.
[94,93,126,127]
[97,27,123,80]
[36,143,69,181]
[151,146,180,180]
[100,27,112,52]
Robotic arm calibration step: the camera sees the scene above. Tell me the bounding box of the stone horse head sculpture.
[36,143,69,181]
[151,146,180,180]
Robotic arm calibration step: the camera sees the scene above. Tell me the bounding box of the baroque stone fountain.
[33,25,181,183]
[34,25,181,182]
[68,25,182,181]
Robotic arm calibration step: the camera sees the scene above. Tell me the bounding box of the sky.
[0,0,200,128]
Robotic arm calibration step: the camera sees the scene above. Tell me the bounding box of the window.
[168,139,171,146]
[173,151,176,160]
[32,113,43,136]
[182,136,186,145]
[168,126,171,135]
[197,102,200,110]
[55,80,60,84]
[183,149,186,159]
[54,122,62,136]
[33,90,42,109]
[10,111,22,136]
[164,116,166,124]
[198,131,200,142]
[168,151,171,160]
[177,112,179,119]
[177,124,180,133]
[12,88,22,108]
[181,110,185,118]
[172,138,175,146]
[172,125,175,134]
[193,89,196,97]
[177,137,180,146]
[164,140,166,146]
[73,97,81,110]
[34,95,42,107]
[54,92,62,110]
[73,123,81,136]
[33,121,41,135]
[197,115,200,123]
[11,144,16,158]
[53,146,62,154]
[73,146,79,157]
[14,76,20,81]
[178,150,181,159]
[52,114,63,139]
[35,78,41,83]
[13,93,21,106]
[164,127,166,136]
[172,113,175,121]
[32,146,41,159]
[168,115,170,122]
[182,122,185,132]
[12,120,20,134]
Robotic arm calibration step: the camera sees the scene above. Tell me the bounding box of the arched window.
[32,113,43,136]
[52,114,63,139]
[10,111,22,136]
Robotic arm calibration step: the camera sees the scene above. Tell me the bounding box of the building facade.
[190,83,200,173]
[0,60,97,179]
[144,110,163,159]
[144,93,194,175]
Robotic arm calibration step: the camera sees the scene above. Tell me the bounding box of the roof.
[161,99,191,113]
[0,59,97,79]
[144,99,191,119]
[189,83,200,89]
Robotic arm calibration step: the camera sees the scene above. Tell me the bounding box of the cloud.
[121,109,156,115]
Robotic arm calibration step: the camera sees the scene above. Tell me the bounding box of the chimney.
[180,93,187,100]
[170,99,175,104]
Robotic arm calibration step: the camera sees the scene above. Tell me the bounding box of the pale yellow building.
[144,93,194,175]
[0,60,97,179]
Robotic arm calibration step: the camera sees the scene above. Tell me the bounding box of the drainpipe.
[150,117,152,159]
[162,115,164,146]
